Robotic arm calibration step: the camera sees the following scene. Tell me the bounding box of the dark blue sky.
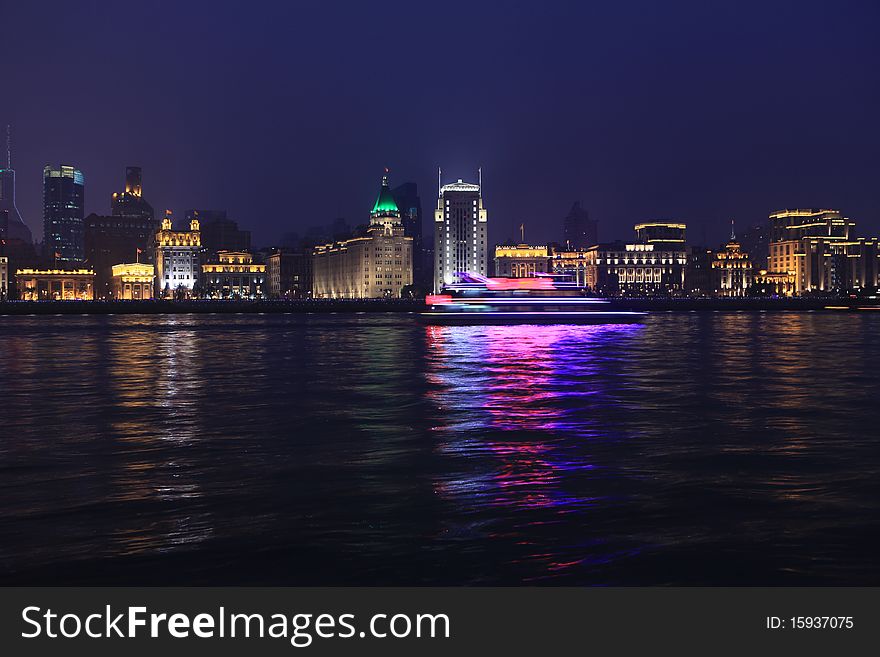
[4,0,880,247]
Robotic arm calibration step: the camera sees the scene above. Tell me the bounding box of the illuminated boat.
[422,275,646,324]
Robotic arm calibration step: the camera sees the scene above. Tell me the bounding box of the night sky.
[4,0,880,247]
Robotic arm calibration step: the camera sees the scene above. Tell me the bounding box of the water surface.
[1,312,878,584]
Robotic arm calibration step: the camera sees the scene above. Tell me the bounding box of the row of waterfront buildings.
[2,149,878,301]
[494,209,879,298]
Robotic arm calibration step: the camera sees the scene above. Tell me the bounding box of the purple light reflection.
[425,322,642,515]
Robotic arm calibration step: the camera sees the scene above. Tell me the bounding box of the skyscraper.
[111,166,154,221]
[0,125,34,245]
[85,166,159,298]
[43,164,85,263]
[563,201,597,250]
[433,172,488,292]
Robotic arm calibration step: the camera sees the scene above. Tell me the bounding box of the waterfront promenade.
[1,296,878,315]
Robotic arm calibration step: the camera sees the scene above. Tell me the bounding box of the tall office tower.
[43,164,85,263]
[111,166,154,221]
[85,168,158,298]
[433,172,488,292]
[563,201,597,249]
[1,128,38,296]
[0,125,34,245]
[391,181,426,288]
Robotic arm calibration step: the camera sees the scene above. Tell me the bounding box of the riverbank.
[1,297,878,315]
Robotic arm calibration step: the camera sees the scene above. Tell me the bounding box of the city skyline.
[4,149,879,253]
[3,1,880,247]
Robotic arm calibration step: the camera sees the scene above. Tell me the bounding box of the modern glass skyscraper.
[433,173,488,292]
[43,165,85,263]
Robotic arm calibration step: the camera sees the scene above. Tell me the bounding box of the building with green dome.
[313,173,413,298]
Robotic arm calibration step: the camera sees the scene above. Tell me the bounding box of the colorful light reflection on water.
[425,323,643,526]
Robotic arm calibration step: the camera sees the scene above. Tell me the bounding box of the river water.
[0,312,878,584]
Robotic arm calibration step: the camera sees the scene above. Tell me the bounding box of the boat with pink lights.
[422,275,646,324]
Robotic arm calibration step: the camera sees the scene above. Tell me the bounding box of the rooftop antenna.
[5,124,11,169]
[730,218,736,241]
[520,222,525,243]
[438,167,441,197]
[478,167,482,194]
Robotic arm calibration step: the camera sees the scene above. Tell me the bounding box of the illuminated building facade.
[16,268,95,300]
[634,222,686,248]
[266,249,312,298]
[754,269,796,296]
[563,201,597,249]
[434,175,488,291]
[202,251,266,298]
[43,165,85,263]
[711,238,754,296]
[550,249,590,287]
[494,244,551,277]
[154,210,202,298]
[313,173,413,298]
[556,222,688,295]
[766,209,878,294]
[0,255,7,300]
[583,242,687,294]
[110,262,154,300]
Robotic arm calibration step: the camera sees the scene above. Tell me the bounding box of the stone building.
[266,250,312,298]
[154,210,202,298]
[111,263,154,300]
[765,208,878,295]
[313,173,413,298]
[711,235,754,296]
[16,268,95,300]
[202,251,266,298]
[494,244,551,277]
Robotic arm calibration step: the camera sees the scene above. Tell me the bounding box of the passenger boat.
[421,275,646,324]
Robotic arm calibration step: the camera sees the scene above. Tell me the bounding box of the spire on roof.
[371,169,400,219]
